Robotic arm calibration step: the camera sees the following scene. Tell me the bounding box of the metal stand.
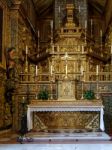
[17,100,33,143]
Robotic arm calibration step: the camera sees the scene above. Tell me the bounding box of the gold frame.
[58,80,76,100]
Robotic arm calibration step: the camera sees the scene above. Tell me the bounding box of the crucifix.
[61,52,71,78]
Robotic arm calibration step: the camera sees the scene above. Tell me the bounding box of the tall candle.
[26,45,28,54]
[96,65,99,75]
[82,45,84,54]
[65,64,67,75]
[36,65,38,76]
[74,62,75,73]
[100,30,102,37]
[111,45,112,54]
[91,19,93,26]
[51,65,53,75]
[78,45,80,51]
[57,45,59,52]
[81,65,84,75]
[22,96,25,103]
[51,20,53,29]
[38,30,40,38]
[79,6,81,13]
[65,52,68,58]
[91,19,93,37]
[52,45,54,53]
[85,20,87,29]
[59,6,60,13]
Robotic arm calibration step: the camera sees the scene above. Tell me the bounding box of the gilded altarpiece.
[31,3,102,132]
[58,80,75,100]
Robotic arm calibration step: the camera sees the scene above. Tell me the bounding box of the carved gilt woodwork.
[33,112,99,130]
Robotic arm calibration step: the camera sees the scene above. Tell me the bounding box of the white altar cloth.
[27,101,105,131]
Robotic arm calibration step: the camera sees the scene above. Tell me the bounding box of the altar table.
[27,100,105,131]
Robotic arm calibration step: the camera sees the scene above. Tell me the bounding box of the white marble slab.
[29,132,110,141]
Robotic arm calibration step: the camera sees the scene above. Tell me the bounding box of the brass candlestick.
[96,75,100,100]
[81,75,84,100]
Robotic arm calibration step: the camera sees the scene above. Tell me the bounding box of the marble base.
[1,144,112,150]
[27,132,111,141]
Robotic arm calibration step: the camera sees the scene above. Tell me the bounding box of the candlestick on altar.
[22,96,25,103]
[96,66,100,99]
[38,30,40,38]
[38,30,40,51]
[65,64,68,76]
[96,65,99,75]
[85,20,87,29]
[80,65,84,99]
[51,20,53,29]
[100,30,103,49]
[57,45,59,52]
[52,45,54,53]
[51,65,53,76]
[74,62,75,73]
[111,44,112,54]
[81,78,84,100]
[100,30,102,37]
[79,6,81,13]
[58,6,61,28]
[78,45,80,51]
[91,19,93,37]
[26,45,28,54]
[111,44,112,71]
[59,6,60,13]
[85,20,87,44]
[50,20,53,45]
[91,19,93,26]
[80,65,84,76]
[36,65,38,76]
[82,45,84,54]
[25,45,28,73]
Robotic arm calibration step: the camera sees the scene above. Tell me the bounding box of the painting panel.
[58,80,75,100]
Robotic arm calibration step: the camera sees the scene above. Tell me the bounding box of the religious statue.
[6,47,16,79]
[4,47,17,108]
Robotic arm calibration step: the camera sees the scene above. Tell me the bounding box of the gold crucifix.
[61,52,71,78]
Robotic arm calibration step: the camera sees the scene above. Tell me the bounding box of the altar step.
[27,131,111,141]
